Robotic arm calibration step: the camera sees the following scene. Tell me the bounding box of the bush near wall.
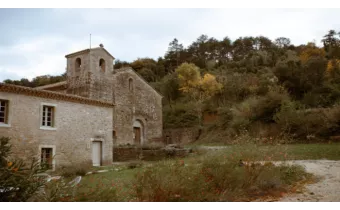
[275,102,340,141]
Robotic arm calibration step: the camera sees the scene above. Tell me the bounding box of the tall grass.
[37,141,315,202]
[132,148,312,201]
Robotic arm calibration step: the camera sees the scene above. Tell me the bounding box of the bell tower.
[65,44,115,102]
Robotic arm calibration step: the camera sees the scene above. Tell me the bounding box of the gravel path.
[197,146,230,150]
[278,160,340,202]
[198,146,340,201]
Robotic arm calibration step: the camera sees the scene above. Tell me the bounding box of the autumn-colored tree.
[176,63,201,92]
[299,42,325,64]
[176,63,222,126]
[326,59,340,74]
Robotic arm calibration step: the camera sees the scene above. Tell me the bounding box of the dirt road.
[278,160,340,202]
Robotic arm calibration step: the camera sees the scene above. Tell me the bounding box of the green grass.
[275,143,340,160]
[41,142,340,202]
[44,145,317,202]
[74,168,139,201]
[191,143,340,161]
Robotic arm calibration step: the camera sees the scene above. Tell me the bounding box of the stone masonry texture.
[112,68,163,146]
[0,92,113,169]
[0,46,163,168]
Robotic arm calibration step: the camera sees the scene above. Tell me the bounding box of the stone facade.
[65,47,114,102]
[112,68,163,146]
[37,46,163,146]
[0,45,163,169]
[0,87,114,170]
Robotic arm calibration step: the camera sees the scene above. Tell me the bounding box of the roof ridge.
[114,67,163,97]
[0,83,114,108]
[34,81,67,90]
[65,47,115,59]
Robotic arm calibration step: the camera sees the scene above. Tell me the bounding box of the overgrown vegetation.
[0,137,46,201]
[57,162,93,178]
[5,30,340,143]
[133,157,309,201]
[40,141,317,202]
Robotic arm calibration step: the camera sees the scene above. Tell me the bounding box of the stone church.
[0,45,163,170]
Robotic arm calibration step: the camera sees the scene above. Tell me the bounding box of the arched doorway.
[133,120,144,145]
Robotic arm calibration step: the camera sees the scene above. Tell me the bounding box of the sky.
[0,8,340,82]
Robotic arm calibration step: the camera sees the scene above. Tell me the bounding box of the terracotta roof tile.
[0,83,114,108]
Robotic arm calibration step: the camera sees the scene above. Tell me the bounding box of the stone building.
[0,45,163,170]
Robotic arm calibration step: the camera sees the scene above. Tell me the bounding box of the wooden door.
[134,127,141,145]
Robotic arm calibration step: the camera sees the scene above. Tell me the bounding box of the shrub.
[37,177,119,202]
[132,148,312,201]
[75,187,119,202]
[275,102,340,140]
[229,87,288,131]
[163,103,198,128]
[216,107,233,128]
[59,161,92,178]
[0,136,47,201]
[126,161,143,170]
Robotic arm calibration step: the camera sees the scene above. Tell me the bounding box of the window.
[41,148,53,169]
[112,130,116,139]
[0,99,8,124]
[75,58,81,71]
[99,59,105,72]
[41,105,54,127]
[129,78,133,92]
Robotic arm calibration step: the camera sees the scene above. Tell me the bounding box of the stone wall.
[112,68,163,145]
[163,127,200,145]
[66,51,91,98]
[32,48,163,147]
[88,48,114,103]
[66,48,114,103]
[113,147,190,162]
[0,92,114,170]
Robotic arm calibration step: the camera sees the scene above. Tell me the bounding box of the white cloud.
[1,8,340,81]
[0,36,87,81]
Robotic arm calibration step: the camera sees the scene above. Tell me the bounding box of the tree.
[130,58,158,82]
[322,30,340,59]
[218,36,233,63]
[175,63,222,126]
[0,137,46,201]
[275,37,291,49]
[274,51,327,101]
[164,38,185,73]
[175,63,201,91]
[256,36,274,51]
[231,36,256,61]
[299,42,325,64]
[160,73,181,108]
[114,59,130,69]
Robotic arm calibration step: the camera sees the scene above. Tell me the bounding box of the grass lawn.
[191,143,340,161]
[74,167,140,201]
[42,143,340,201]
[276,143,340,160]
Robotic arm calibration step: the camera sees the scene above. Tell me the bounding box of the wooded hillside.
[5,30,340,143]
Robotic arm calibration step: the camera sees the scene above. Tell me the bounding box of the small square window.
[41,105,55,127]
[0,99,9,124]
